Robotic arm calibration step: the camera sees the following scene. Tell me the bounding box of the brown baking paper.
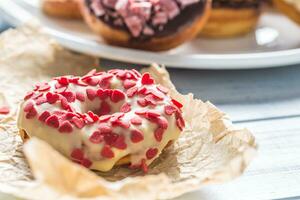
[0,24,257,200]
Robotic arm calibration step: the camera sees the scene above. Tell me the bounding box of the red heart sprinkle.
[111,119,130,129]
[38,111,50,122]
[141,73,154,85]
[85,69,97,76]
[137,98,148,107]
[154,128,164,142]
[86,77,100,86]
[120,103,131,113]
[35,97,47,105]
[164,105,177,115]
[171,99,183,109]
[141,159,148,173]
[24,101,34,112]
[101,145,114,158]
[131,130,144,143]
[98,124,112,134]
[156,117,168,129]
[58,77,69,85]
[144,95,157,105]
[138,86,147,95]
[24,91,34,100]
[76,92,85,102]
[99,101,111,115]
[130,116,142,125]
[89,131,103,143]
[46,92,60,104]
[45,115,60,128]
[58,121,73,133]
[38,84,50,92]
[71,148,84,161]
[0,106,10,115]
[72,117,85,129]
[157,85,169,94]
[25,107,37,119]
[146,148,158,160]
[61,91,75,102]
[60,97,70,110]
[112,135,127,150]
[110,89,125,102]
[146,111,160,118]
[97,89,110,100]
[104,133,118,145]
[86,88,97,100]
[176,117,185,131]
[81,158,92,168]
[87,111,99,122]
[99,115,111,122]
[123,79,136,89]
[126,86,138,97]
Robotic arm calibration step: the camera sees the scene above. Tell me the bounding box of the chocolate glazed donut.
[200,0,262,38]
[78,0,211,51]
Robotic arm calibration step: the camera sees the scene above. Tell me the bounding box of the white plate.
[1,0,300,69]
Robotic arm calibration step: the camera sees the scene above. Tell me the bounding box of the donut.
[42,0,82,19]
[17,69,185,172]
[273,0,300,25]
[78,0,211,51]
[200,0,262,38]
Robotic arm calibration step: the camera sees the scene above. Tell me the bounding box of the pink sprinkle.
[72,116,85,129]
[101,145,115,158]
[144,95,157,105]
[35,97,47,105]
[126,86,138,97]
[130,116,142,125]
[154,128,164,142]
[24,91,34,100]
[71,148,84,161]
[124,16,143,37]
[0,106,10,115]
[86,77,100,86]
[38,111,51,122]
[89,131,103,143]
[120,103,131,113]
[146,148,158,160]
[76,92,85,102]
[123,79,136,89]
[111,119,130,129]
[146,111,161,118]
[157,85,169,94]
[85,69,97,77]
[45,115,60,128]
[24,101,34,112]
[58,121,73,133]
[110,89,125,102]
[38,84,50,92]
[164,105,177,115]
[131,129,144,143]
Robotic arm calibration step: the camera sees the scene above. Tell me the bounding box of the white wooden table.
[1,20,300,200]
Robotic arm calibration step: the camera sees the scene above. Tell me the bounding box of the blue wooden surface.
[1,18,300,200]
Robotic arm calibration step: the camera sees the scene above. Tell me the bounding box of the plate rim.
[1,0,300,70]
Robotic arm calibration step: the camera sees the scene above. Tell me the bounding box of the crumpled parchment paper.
[0,24,257,200]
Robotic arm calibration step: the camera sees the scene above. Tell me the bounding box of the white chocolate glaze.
[17,69,184,172]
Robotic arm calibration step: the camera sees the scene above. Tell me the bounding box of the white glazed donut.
[17,69,185,172]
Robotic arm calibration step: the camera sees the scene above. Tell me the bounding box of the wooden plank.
[175,116,300,200]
